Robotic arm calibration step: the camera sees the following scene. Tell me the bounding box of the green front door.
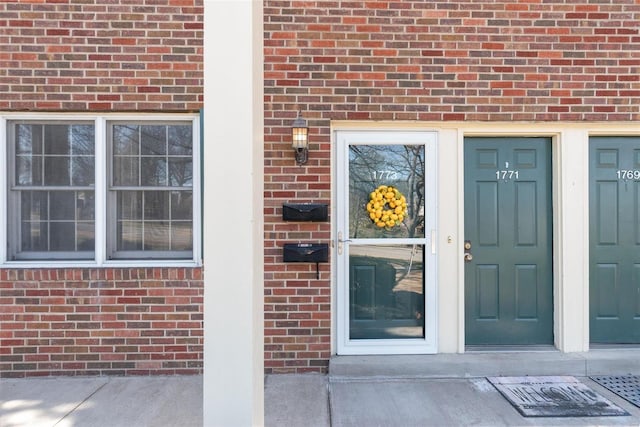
[464,137,553,345]
[590,137,640,343]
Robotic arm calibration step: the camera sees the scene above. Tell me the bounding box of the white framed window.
[1,114,201,267]
[7,122,96,260]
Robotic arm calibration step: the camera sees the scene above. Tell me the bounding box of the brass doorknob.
[464,253,473,262]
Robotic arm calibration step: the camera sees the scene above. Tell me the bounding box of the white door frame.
[335,130,438,355]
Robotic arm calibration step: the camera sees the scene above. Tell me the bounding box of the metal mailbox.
[282,203,328,222]
[283,243,328,263]
[283,243,328,279]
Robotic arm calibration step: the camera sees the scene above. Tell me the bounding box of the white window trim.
[0,112,202,268]
[0,117,6,265]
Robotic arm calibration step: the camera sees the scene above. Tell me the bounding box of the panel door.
[590,137,640,343]
[464,137,553,345]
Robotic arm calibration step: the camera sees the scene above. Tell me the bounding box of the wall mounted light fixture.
[291,112,308,165]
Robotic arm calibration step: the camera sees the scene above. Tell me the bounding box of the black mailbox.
[283,243,328,279]
[282,203,328,222]
[283,243,328,263]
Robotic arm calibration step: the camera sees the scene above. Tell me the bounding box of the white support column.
[203,1,264,426]
[554,129,590,352]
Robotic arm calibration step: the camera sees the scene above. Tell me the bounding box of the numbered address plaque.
[496,170,520,181]
[617,170,640,180]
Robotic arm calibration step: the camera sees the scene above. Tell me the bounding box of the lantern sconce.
[291,112,308,165]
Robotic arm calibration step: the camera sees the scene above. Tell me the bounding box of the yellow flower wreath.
[366,185,407,228]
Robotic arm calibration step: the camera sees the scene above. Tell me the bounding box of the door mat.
[590,375,640,408]
[487,376,629,417]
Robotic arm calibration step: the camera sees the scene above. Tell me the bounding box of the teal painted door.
[464,137,553,345]
[590,137,640,343]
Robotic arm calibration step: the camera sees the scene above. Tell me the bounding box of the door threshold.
[465,345,557,353]
[330,349,640,379]
[590,343,640,350]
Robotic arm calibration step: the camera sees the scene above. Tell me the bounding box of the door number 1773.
[496,170,519,180]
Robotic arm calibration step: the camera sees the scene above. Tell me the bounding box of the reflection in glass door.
[350,244,425,339]
[336,131,437,355]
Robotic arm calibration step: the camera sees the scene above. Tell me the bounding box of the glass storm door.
[336,131,437,355]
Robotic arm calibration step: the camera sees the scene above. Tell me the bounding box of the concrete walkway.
[3,374,640,427]
[3,350,640,426]
[0,375,202,427]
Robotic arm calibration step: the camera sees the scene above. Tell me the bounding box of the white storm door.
[336,131,437,355]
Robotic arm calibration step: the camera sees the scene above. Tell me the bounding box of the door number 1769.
[617,170,640,180]
[496,170,519,180]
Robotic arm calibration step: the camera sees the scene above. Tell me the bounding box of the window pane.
[77,191,95,221]
[172,222,192,251]
[50,222,76,251]
[44,125,70,155]
[20,191,48,251]
[77,222,95,251]
[16,156,42,186]
[349,244,425,340]
[144,191,169,220]
[168,158,192,186]
[21,220,47,252]
[44,157,70,186]
[113,125,139,155]
[141,157,167,186]
[113,156,139,186]
[50,192,75,220]
[16,124,42,154]
[141,125,166,155]
[71,125,95,155]
[349,144,425,239]
[171,191,192,220]
[168,125,192,155]
[117,191,142,220]
[21,191,47,222]
[72,156,95,186]
[118,221,142,250]
[144,222,170,250]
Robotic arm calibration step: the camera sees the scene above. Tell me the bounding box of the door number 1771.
[496,170,519,180]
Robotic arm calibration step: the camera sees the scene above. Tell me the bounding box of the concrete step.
[329,349,640,380]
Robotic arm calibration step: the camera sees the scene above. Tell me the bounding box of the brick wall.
[0,1,204,377]
[263,1,640,373]
[0,268,203,378]
[2,0,640,376]
[0,0,203,112]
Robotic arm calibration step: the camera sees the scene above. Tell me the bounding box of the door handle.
[337,232,352,255]
[464,240,472,262]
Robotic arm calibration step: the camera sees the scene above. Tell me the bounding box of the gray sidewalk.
[0,375,202,427]
[266,374,640,427]
[4,350,640,427]
[3,374,640,427]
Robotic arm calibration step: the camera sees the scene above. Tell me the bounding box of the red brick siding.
[0,1,204,377]
[0,0,203,112]
[0,268,203,378]
[263,1,640,373]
